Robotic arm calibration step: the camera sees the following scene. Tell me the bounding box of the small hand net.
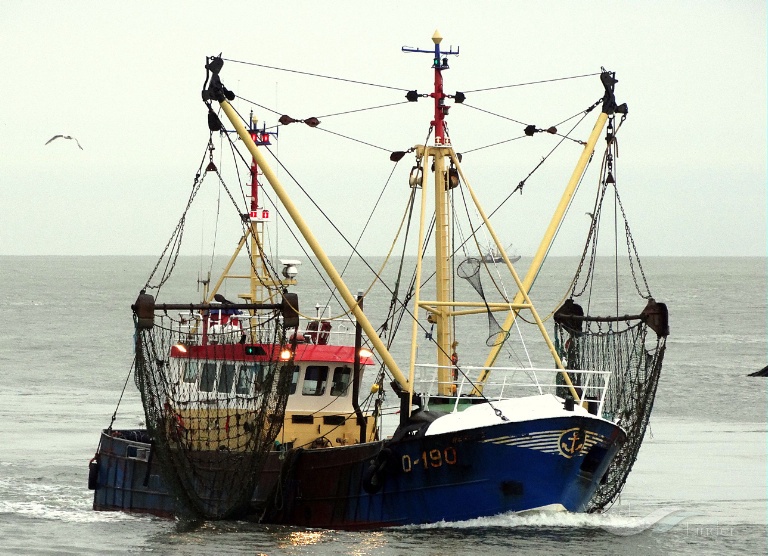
[457,257,509,346]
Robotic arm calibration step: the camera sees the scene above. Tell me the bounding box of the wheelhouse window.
[330,366,352,396]
[302,365,328,396]
[289,366,301,395]
[183,361,199,383]
[218,362,237,394]
[255,363,270,384]
[199,361,217,392]
[236,364,256,395]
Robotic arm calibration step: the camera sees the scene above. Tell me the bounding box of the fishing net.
[457,257,509,346]
[133,298,293,519]
[553,299,668,512]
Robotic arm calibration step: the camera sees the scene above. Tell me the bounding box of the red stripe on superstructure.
[294,343,373,364]
[170,343,373,365]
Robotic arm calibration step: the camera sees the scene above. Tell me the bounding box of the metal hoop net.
[133,314,292,519]
[457,257,509,347]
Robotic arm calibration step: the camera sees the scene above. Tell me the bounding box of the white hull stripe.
[481,429,609,458]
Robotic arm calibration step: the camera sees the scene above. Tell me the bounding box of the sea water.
[0,256,765,555]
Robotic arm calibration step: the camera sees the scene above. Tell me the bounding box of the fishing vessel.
[90,33,668,527]
[481,245,520,264]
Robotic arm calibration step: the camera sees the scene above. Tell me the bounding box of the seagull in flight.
[45,135,83,150]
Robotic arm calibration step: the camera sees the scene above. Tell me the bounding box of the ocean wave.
[404,506,701,535]
[0,478,149,524]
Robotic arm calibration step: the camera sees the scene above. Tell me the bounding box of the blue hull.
[92,413,623,528]
[265,415,623,527]
[91,430,176,518]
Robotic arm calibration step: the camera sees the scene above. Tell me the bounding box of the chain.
[615,186,652,299]
[144,139,212,292]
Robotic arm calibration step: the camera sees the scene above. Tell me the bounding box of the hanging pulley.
[409,165,423,188]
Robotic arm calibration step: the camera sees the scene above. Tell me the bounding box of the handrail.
[413,365,613,416]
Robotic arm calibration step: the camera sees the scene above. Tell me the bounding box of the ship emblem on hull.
[558,428,586,458]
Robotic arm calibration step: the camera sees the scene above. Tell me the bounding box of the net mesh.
[554,317,666,512]
[133,314,292,519]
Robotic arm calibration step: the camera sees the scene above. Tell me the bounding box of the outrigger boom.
[215,97,412,393]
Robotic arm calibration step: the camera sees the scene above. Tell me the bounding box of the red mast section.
[403,31,461,145]
[248,115,273,222]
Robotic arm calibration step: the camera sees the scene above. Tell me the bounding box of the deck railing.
[413,364,613,417]
[158,311,358,347]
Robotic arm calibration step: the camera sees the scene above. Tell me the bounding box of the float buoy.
[88,456,100,490]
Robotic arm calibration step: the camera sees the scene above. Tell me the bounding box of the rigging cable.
[463,72,603,94]
[144,136,215,293]
[107,358,136,431]
[206,134,224,280]
[460,98,601,154]
[421,98,601,287]
[222,58,411,91]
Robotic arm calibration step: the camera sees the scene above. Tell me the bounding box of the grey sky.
[1,1,765,257]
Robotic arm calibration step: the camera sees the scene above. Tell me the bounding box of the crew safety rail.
[413,365,613,417]
[160,311,358,346]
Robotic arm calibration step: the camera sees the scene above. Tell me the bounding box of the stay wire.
[108,357,136,431]
[222,132,285,295]
[236,95,409,126]
[261,146,424,326]
[206,136,224,275]
[463,72,602,93]
[222,58,411,91]
[211,107,345,306]
[314,126,393,153]
[419,108,591,289]
[320,161,401,315]
[316,100,411,120]
[144,137,214,293]
[460,99,600,154]
[203,122,294,297]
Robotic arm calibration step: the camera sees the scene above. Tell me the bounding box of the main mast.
[404,33,582,401]
[403,31,460,396]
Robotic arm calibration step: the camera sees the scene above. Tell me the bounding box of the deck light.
[279,348,293,361]
[359,348,373,360]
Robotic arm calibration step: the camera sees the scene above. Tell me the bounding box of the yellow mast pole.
[478,111,609,381]
[218,99,410,391]
[407,147,430,411]
[432,146,454,395]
